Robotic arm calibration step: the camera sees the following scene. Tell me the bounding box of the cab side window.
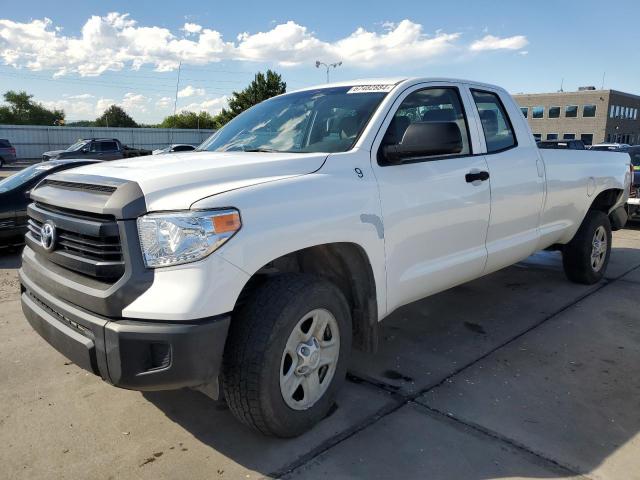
[379,87,471,163]
[99,141,118,152]
[471,90,516,153]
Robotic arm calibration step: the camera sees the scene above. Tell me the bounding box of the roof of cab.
[288,77,506,94]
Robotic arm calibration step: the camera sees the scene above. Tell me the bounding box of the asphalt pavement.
[1,226,639,479]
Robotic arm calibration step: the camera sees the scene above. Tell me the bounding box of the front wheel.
[562,210,612,284]
[222,274,352,437]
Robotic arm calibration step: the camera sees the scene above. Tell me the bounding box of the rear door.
[372,82,491,312]
[467,87,545,274]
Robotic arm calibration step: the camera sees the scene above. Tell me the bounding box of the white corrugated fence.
[0,124,216,159]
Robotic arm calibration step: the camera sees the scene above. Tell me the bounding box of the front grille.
[26,202,125,281]
[0,218,16,228]
[40,180,117,195]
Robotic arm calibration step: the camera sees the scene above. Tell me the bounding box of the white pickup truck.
[20,78,631,437]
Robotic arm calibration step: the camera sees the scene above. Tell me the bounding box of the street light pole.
[315,60,342,83]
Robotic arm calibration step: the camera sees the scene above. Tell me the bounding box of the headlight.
[137,209,241,268]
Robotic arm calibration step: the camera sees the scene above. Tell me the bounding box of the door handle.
[465,170,490,183]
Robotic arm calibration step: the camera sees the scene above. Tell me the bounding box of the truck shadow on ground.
[142,245,640,479]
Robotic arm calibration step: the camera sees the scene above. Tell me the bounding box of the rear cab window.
[471,90,517,153]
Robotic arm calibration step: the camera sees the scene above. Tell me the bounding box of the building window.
[533,133,542,141]
[532,106,544,118]
[565,105,578,118]
[615,105,621,118]
[583,105,596,117]
[635,109,638,120]
[563,133,576,140]
[520,107,528,118]
[580,134,594,145]
[610,105,615,118]
[548,106,560,118]
[547,133,558,140]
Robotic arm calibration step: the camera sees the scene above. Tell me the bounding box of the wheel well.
[589,189,622,213]
[234,243,379,353]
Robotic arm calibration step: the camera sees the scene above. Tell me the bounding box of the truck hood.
[60,151,328,211]
[43,150,66,158]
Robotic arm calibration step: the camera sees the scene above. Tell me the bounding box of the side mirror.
[81,147,89,153]
[382,121,462,164]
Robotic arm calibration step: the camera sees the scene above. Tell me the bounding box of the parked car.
[19,78,630,437]
[625,146,640,219]
[42,138,151,161]
[152,144,196,155]
[589,143,631,152]
[0,139,17,167]
[0,159,99,247]
[538,139,586,150]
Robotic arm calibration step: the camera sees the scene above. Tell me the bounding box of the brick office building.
[513,87,640,145]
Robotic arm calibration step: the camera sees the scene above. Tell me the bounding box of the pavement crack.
[413,402,595,480]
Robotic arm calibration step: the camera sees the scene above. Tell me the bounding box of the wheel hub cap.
[279,308,340,410]
[591,225,607,272]
[295,337,321,375]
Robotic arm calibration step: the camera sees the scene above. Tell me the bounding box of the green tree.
[213,70,286,126]
[0,90,65,125]
[95,105,138,128]
[159,110,218,129]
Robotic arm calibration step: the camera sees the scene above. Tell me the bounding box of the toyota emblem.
[40,222,57,252]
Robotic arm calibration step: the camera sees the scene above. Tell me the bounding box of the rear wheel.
[562,210,612,284]
[222,274,352,437]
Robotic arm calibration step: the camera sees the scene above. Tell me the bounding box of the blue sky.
[1,0,638,123]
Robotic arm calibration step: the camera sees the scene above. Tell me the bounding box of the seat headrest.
[338,116,360,138]
[479,109,499,137]
[422,108,456,122]
[383,116,411,145]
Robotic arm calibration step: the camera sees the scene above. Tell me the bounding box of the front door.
[372,84,491,313]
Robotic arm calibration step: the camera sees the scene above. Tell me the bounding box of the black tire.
[562,210,612,284]
[222,273,352,437]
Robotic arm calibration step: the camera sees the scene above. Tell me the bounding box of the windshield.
[0,163,58,192]
[198,86,391,154]
[65,140,89,152]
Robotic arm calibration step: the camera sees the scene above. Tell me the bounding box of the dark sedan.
[0,159,98,248]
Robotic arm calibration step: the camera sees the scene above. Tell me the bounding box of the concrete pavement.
[1,227,640,479]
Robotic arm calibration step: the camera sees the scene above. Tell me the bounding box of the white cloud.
[0,13,526,76]
[183,22,202,35]
[469,34,529,52]
[42,98,95,118]
[518,50,529,56]
[177,85,206,98]
[121,92,148,112]
[65,93,95,99]
[155,96,173,109]
[181,96,228,115]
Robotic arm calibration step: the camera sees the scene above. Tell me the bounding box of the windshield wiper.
[242,147,284,153]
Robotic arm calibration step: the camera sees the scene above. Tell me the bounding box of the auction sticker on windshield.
[347,84,395,94]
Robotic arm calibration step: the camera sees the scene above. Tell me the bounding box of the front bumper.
[20,268,230,392]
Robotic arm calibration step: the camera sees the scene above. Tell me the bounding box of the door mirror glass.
[383,122,462,164]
